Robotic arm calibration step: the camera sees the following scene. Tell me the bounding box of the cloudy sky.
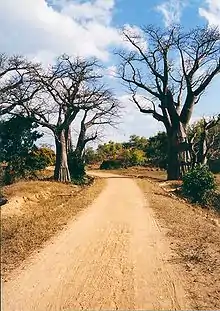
[1,0,219,146]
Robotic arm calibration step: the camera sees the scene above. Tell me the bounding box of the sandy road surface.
[2,172,190,310]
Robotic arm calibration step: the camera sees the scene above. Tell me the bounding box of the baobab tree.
[14,55,118,182]
[118,25,220,179]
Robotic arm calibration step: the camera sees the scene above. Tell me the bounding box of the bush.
[68,151,85,180]
[30,147,56,167]
[182,165,216,205]
[209,159,220,173]
[0,116,44,184]
[123,149,146,166]
[100,159,124,170]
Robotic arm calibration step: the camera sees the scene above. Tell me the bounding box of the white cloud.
[60,0,115,25]
[156,0,186,27]
[106,65,118,79]
[0,0,121,62]
[122,24,147,51]
[117,94,164,139]
[199,0,220,28]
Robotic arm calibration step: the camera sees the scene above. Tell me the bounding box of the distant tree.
[0,116,43,184]
[84,147,97,164]
[118,25,220,179]
[145,132,168,169]
[122,148,146,166]
[96,141,123,160]
[123,135,148,150]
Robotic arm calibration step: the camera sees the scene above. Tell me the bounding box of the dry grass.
[104,166,167,181]
[138,178,220,310]
[1,178,105,280]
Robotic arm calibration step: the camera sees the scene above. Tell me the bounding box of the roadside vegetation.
[85,126,220,211]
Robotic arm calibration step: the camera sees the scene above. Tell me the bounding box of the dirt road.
[2,172,190,310]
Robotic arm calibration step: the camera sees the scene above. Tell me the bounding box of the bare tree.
[118,25,220,179]
[0,53,39,116]
[74,93,119,158]
[15,55,118,182]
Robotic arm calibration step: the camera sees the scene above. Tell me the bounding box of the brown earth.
[2,171,193,310]
[1,178,105,280]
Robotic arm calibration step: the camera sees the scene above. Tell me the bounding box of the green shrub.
[182,165,216,205]
[208,159,220,174]
[100,159,124,170]
[68,151,85,180]
[30,147,56,167]
[122,149,146,166]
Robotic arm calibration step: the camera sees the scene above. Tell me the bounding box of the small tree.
[84,147,97,164]
[0,116,43,184]
[145,132,168,169]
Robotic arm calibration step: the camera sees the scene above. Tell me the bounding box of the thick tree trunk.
[167,135,180,180]
[54,130,71,182]
[167,124,191,180]
[68,123,86,179]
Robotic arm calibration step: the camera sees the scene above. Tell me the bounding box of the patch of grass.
[138,178,220,310]
[1,178,105,280]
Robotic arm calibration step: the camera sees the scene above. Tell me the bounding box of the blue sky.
[0,0,219,146]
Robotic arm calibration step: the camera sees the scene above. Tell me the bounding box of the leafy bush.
[68,151,85,179]
[31,147,56,167]
[145,132,168,169]
[182,165,216,204]
[0,116,44,184]
[122,149,146,166]
[208,159,220,173]
[100,159,124,170]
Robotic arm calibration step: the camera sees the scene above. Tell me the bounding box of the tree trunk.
[200,132,208,165]
[65,126,73,154]
[68,122,86,179]
[167,124,191,180]
[54,130,71,182]
[167,135,180,180]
